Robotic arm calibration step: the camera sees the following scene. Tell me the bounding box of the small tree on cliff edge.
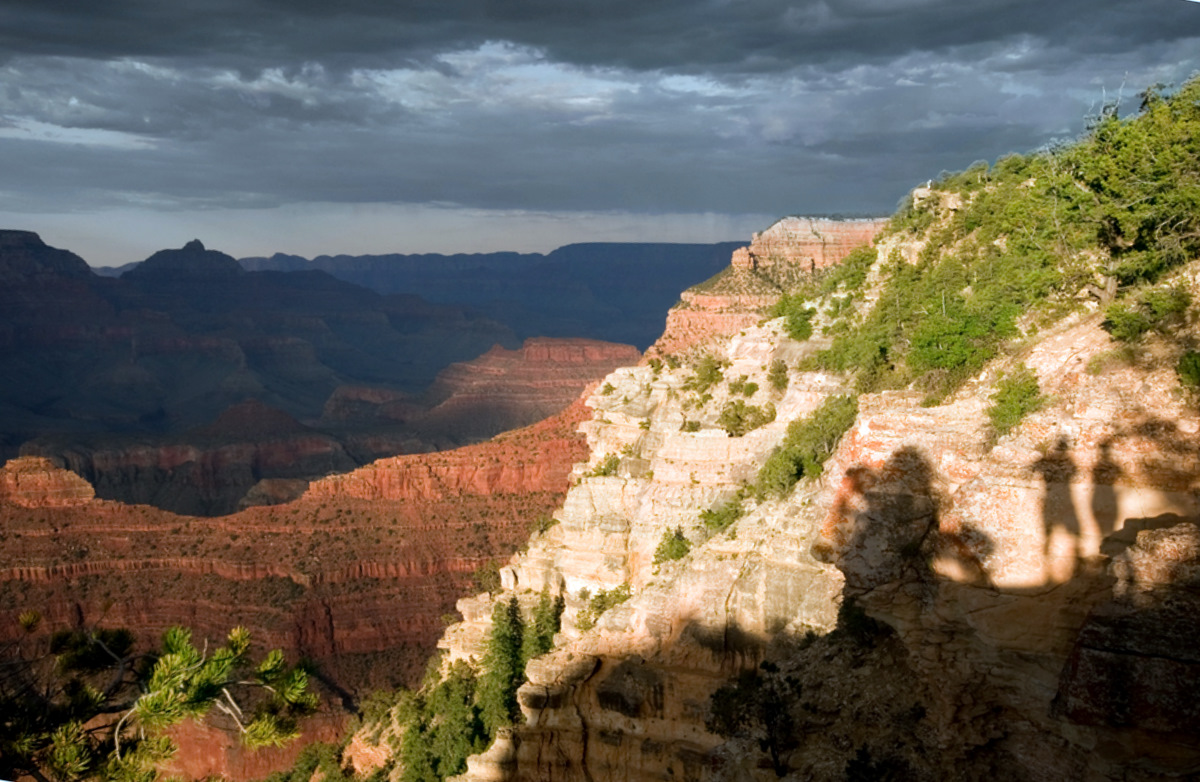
[1,611,316,782]
[477,596,525,735]
[521,587,564,664]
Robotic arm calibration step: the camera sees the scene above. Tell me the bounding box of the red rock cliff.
[0,400,591,781]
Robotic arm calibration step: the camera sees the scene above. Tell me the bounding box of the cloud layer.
[0,0,1196,262]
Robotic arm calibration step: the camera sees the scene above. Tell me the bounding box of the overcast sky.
[0,1,1197,266]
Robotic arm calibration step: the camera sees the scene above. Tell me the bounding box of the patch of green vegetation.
[706,663,800,778]
[811,77,1200,398]
[680,419,701,432]
[770,295,817,341]
[755,395,858,498]
[700,497,744,533]
[817,245,878,298]
[718,400,776,437]
[1178,351,1200,389]
[684,353,726,394]
[1102,283,1191,342]
[600,382,615,395]
[986,364,1046,440]
[653,527,692,565]
[767,358,789,392]
[728,375,758,396]
[396,661,488,782]
[587,454,621,477]
[576,584,631,631]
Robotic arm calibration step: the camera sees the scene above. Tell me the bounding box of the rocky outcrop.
[732,217,889,276]
[122,239,245,281]
[437,320,849,781]
[651,218,884,358]
[0,456,95,506]
[0,230,95,282]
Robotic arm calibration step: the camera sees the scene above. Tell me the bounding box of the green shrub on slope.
[814,76,1200,400]
[756,394,859,498]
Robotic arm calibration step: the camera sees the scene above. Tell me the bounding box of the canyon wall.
[0,399,592,780]
[23,336,632,516]
[419,235,1200,781]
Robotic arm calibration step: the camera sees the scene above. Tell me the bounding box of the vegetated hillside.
[334,78,1200,782]
[234,242,743,349]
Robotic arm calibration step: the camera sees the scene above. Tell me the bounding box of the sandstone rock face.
[438,320,850,782]
[651,218,885,358]
[0,456,95,506]
[306,398,591,503]
[731,217,889,274]
[436,306,1200,781]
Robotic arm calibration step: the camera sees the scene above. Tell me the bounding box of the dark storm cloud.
[0,0,1197,225]
[1,0,1196,73]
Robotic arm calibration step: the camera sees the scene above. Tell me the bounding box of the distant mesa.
[123,238,245,280]
[0,229,95,282]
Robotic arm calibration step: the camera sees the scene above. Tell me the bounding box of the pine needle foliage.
[477,597,525,734]
[1,619,315,782]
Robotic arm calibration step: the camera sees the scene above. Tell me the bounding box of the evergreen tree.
[522,588,564,664]
[426,662,487,778]
[397,697,436,782]
[1,614,315,782]
[477,597,525,734]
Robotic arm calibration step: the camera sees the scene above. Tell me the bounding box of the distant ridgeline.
[0,233,641,514]
[103,243,743,350]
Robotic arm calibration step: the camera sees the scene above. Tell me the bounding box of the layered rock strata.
[436,305,1200,780]
[731,217,889,275]
[0,401,592,779]
[651,218,885,358]
[406,338,642,445]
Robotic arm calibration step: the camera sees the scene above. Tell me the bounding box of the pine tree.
[521,587,564,664]
[477,597,525,735]
[426,662,487,778]
[1,615,315,782]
